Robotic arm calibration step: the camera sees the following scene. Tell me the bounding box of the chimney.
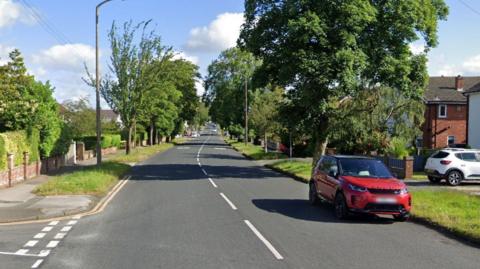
[455,75,464,91]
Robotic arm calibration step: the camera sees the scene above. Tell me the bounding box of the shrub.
[110,134,121,147]
[101,135,113,149]
[82,136,97,151]
[27,128,40,162]
[82,134,121,150]
[0,135,5,170]
[0,130,40,169]
[387,137,410,159]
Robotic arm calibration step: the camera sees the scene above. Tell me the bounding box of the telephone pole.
[244,76,248,145]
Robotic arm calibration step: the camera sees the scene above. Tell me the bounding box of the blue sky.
[0,0,479,105]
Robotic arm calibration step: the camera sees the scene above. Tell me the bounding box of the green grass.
[411,189,480,241]
[270,160,312,182]
[226,139,287,160]
[411,171,427,180]
[109,143,173,163]
[34,162,130,196]
[172,137,191,145]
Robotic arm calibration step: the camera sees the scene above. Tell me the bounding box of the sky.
[0,0,479,106]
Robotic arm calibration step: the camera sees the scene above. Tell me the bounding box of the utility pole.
[95,0,114,165]
[244,76,248,145]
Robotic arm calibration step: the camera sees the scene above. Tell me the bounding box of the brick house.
[421,75,480,149]
[464,83,480,149]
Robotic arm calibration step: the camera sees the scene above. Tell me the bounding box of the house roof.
[425,76,480,104]
[464,82,480,95]
[100,110,119,122]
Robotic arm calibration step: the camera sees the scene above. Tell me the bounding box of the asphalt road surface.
[0,127,479,269]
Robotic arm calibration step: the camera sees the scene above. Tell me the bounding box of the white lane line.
[244,220,284,260]
[54,233,66,239]
[0,251,39,257]
[72,215,82,220]
[201,168,208,175]
[61,226,72,232]
[39,250,50,257]
[34,233,46,239]
[67,220,78,225]
[198,162,202,167]
[16,249,29,255]
[208,178,218,188]
[48,221,59,226]
[46,241,59,248]
[219,193,237,210]
[41,226,53,232]
[196,157,200,162]
[31,259,43,268]
[24,240,38,247]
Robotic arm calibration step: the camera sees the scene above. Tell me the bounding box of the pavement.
[0,128,479,269]
[0,151,123,223]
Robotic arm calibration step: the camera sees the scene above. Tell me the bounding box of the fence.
[374,156,413,179]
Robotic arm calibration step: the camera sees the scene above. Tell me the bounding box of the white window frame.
[447,135,455,145]
[438,104,447,118]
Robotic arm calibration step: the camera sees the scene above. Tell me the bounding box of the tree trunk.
[126,126,132,155]
[149,120,154,146]
[312,134,329,176]
[264,132,268,153]
[133,119,137,148]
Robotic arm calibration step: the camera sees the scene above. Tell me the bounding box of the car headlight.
[348,184,367,192]
[399,188,409,195]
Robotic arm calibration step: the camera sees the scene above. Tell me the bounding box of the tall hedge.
[0,130,40,170]
[82,134,121,150]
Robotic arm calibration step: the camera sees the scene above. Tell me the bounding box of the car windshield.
[339,159,393,178]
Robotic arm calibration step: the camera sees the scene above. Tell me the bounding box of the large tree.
[96,21,173,154]
[240,0,448,167]
[203,47,261,129]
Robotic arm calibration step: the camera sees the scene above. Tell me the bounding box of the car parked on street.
[309,155,411,221]
[424,148,480,186]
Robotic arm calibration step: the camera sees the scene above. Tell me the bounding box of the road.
[0,127,479,269]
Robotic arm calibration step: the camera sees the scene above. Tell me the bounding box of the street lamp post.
[95,0,114,165]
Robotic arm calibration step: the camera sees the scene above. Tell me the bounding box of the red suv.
[309,155,411,221]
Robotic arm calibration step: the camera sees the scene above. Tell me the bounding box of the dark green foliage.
[27,128,40,162]
[83,134,121,150]
[0,130,40,168]
[0,135,5,170]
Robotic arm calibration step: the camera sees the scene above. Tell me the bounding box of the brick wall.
[0,160,42,188]
[423,104,467,148]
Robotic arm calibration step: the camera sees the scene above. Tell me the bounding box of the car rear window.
[431,151,450,158]
[456,153,480,162]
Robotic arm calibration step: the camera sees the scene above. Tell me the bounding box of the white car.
[424,148,480,186]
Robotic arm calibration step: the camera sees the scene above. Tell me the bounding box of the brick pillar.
[7,153,13,187]
[23,152,29,180]
[404,156,414,180]
[36,160,40,176]
[76,142,85,161]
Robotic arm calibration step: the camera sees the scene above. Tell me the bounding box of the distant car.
[309,155,411,221]
[424,149,480,186]
[191,132,200,138]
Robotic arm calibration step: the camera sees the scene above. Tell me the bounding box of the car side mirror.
[328,170,338,178]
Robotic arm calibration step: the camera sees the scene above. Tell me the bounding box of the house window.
[448,136,455,146]
[438,104,447,118]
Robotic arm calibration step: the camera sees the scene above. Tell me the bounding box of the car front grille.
[365,203,404,212]
[368,188,401,194]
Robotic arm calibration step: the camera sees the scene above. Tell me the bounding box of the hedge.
[0,130,40,171]
[82,134,121,151]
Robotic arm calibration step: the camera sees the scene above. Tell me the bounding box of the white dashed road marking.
[15,249,29,255]
[61,226,72,232]
[48,221,59,226]
[244,220,284,260]
[67,220,78,225]
[41,226,52,232]
[219,193,237,210]
[24,240,38,247]
[31,259,43,268]
[46,240,59,248]
[33,233,46,239]
[208,178,218,188]
[54,233,66,240]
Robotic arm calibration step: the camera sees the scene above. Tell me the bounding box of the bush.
[0,130,40,170]
[27,128,40,162]
[101,135,113,148]
[110,134,121,147]
[387,137,410,159]
[82,134,121,150]
[82,136,97,151]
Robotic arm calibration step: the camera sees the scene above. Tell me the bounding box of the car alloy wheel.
[334,193,348,220]
[447,170,462,186]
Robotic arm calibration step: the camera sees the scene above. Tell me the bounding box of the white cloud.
[462,54,480,73]
[409,43,426,55]
[186,12,244,53]
[428,53,480,76]
[0,0,34,28]
[172,51,199,65]
[0,44,15,65]
[195,79,205,96]
[32,43,96,73]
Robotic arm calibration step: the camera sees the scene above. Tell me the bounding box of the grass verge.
[268,160,312,183]
[34,162,130,196]
[411,189,480,243]
[172,137,191,145]
[411,171,427,180]
[109,143,173,163]
[226,139,287,160]
[35,143,173,196]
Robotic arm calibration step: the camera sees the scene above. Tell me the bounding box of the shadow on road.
[200,153,245,161]
[130,164,283,181]
[252,198,396,225]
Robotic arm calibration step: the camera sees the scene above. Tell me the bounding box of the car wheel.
[334,193,349,220]
[309,182,320,205]
[393,214,409,222]
[427,176,441,184]
[446,170,463,186]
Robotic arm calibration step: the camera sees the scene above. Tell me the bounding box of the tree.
[93,20,173,154]
[192,101,209,130]
[240,0,448,168]
[249,86,283,152]
[62,97,96,138]
[204,47,261,129]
